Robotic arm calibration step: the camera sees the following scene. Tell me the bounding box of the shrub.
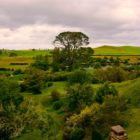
[92,66,128,83]
[67,84,94,111]
[92,130,103,140]
[51,89,61,101]
[93,62,101,69]
[22,68,45,94]
[31,55,49,70]
[47,82,53,87]
[68,70,91,85]
[95,82,118,104]
[53,100,63,110]
[13,69,23,75]
[69,128,85,140]
[9,52,17,57]
[45,72,69,82]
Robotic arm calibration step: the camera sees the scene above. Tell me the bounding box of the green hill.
[115,78,140,140]
[94,45,140,55]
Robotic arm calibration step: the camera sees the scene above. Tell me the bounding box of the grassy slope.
[15,82,66,140]
[15,78,140,140]
[94,45,140,55]
[0,50,51,70]
[115,78,140,140]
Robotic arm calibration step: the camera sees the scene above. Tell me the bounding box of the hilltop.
[94,45,140,55]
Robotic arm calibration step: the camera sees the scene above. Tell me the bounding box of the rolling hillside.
[94,46,140,55]
[115,78,140,140]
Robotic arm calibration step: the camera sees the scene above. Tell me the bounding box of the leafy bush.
[92,130,103,140]
[31,55,49,70]
[9,52,18,57]
[51,89,61,101]
[93,66,128,83]
[47,82,53,87]
[21,68,45,94]
[53,100,63,110]
[45,72,69,82]
[69,128,85,140]
[68,70,91,85]
[13,69,23,75]
[95,82,118,104]
[67,84,94,111]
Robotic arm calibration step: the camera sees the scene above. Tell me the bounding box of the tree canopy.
[53,32,93,70]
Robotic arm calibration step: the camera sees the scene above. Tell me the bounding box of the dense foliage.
[1,32,139,140]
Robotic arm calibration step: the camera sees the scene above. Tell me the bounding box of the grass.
[0,56,33,70]
[1,46,140,71]
[113,78,140,139]
[13,77,140,140]
[15,82,66,140]
[94,45,140,55]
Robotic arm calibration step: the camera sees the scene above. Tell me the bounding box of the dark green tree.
[0,78,24,139]
[68,70,91,85]
[31,55,49,70]
[21,68,45,94]
[67,84,94,111]
[52,47,61,71]
[53,32,90,70]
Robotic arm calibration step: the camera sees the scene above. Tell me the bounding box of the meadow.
[1,45,140,140]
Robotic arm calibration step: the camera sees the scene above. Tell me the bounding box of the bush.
[53,100,63,110]
[51,89,60,101]
[95,82,118,104]
[69,128,85,140]
[47,82,53,87]
[45,72,69,82]
[67,84,94,111]
[68,70,91,85]
[92,130,103,140]
[92,66,128,83]
[31,55,49,70]
[22,68,45,94]
[9,52,17,57]
[13,69,23,75]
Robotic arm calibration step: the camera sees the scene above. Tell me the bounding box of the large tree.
[53,32,90,70]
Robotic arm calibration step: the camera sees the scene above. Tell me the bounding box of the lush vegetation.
[0,32,140,140]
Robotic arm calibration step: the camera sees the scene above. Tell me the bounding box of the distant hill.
[94,45,140,55]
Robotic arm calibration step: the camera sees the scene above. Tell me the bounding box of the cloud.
[0,0,140,49]
[0,24,81,50]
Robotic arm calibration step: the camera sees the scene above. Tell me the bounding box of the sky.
[0,0,140,50]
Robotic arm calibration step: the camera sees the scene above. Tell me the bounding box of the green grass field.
[114,78,140,139]
[94,45,140,55]
[1,46,140,70]
[13,78,140,140]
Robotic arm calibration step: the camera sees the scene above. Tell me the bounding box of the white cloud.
[0,23,81,50]
[0,0,140,49]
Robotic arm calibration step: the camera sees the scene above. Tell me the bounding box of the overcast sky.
[0,0,140,49]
